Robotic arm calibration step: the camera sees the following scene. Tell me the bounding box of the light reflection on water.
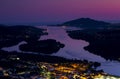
[38,26,105,62]
[37,26,120,76]
[2,26,120,76]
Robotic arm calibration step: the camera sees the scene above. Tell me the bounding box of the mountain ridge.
[59,18,111,28]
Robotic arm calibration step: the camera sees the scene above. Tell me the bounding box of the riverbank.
[67,29,120,61]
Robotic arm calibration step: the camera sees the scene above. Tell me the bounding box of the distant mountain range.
[59,18,111,28]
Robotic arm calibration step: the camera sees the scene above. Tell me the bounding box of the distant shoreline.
[67,29,120,61]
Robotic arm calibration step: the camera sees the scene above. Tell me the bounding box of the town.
[0,54,120,79]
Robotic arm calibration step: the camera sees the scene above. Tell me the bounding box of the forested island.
[19,39,65,54]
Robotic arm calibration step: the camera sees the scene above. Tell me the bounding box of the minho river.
[39,26,120,76]
[2,26,120,76]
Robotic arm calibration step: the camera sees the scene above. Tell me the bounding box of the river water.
[39,26,120,76]
[2,26,120,76]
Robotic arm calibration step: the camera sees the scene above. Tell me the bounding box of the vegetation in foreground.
[0,50,108,79]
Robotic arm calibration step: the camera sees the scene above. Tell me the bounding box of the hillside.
[0,25,47,48]
[60,18,111,28]
[67,29,120,60]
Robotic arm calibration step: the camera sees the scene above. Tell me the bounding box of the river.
[39,26,120,76]
[2,26,120,76]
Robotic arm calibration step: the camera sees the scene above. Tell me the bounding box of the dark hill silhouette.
[67,29,120,60]
[0,25,47,48]
[60,18,111,28]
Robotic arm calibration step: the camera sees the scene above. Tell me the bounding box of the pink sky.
[0,0,120,24]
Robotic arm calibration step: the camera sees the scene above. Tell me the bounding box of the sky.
[0,0,120,25]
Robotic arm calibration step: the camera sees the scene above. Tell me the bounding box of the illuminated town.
[0,55,120,79]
